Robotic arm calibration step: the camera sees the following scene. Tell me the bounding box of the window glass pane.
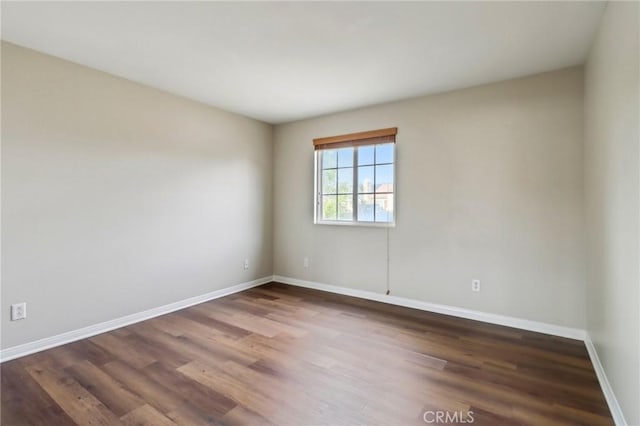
[375,164,394,193]
[337,195,353,221]
[375,194,394,222]
[337,147,353,168]
[358,145,375,166]
[322,169,337,194]
[376,143,394,164]
[322,150,337,169]
[337,168,353,193]
[357,194,374,222]
[322,195,337,220]
[358,166,374,193]
[317,141,395,225]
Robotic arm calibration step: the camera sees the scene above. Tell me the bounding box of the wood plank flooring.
[1,282,613,425]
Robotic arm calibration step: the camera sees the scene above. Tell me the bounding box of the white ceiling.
[2,1,605,124]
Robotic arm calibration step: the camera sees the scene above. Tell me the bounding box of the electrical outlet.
[471,279,481,292]
[11,303,27,321]
[244,259,249,270]
[303,257,309,268]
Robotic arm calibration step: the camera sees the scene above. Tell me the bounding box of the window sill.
[314,220,396,228]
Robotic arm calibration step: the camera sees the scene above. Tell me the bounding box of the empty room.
[1,1,638,425]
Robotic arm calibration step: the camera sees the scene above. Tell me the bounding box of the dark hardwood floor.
[1,282,612,425]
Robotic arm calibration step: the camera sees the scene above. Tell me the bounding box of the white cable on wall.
[386,227,391,295]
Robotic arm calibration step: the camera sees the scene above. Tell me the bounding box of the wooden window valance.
[313,127,397,150]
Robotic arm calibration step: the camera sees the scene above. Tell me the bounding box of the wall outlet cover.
[11,303,27,321]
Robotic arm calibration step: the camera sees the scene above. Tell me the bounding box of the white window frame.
[313,129,397,227]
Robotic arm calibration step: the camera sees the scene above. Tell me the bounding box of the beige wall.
[584,2,640,424]
[274,67,586,328]
[1,42,273,349]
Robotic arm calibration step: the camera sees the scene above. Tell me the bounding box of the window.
[314,127,396,226]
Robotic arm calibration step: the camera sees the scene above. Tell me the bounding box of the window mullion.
[352,148,358,221]
[373,145,377,221]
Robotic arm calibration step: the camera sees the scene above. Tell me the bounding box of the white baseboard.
[584,334,628,426]
[0,276,273,363]
[273,275,585,340]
